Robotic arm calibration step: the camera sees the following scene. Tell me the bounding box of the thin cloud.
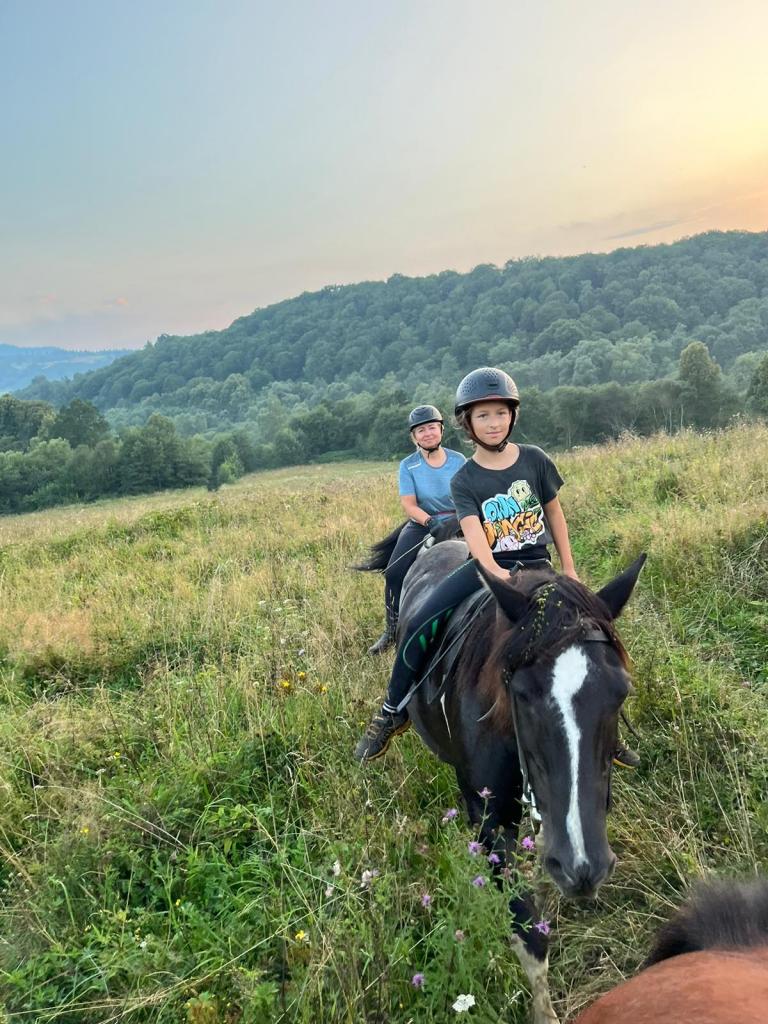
[604,218,686,240]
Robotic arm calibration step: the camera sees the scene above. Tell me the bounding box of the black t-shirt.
[450,445,563,557]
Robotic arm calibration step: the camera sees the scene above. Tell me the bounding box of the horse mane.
[457,571,628,732]
[353,522,407,572]
[644,879,768,968]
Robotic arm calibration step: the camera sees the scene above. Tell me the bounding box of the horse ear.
[475,561,529,623]
[595,553,647,619]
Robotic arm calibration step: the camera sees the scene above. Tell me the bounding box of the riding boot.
[613,744,641,769]
[368,610,398,655]
[354,706,410,762]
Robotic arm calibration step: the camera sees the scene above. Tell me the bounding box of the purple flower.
[535,919,551,936]
[441,808,459,823]
[521,835,535,851]
[471,875,487,888]
[421,892,432,908]
[411,972,426,989]
[488,852,501,865]
[454,928,465,942]
[467,840,482,856]
[478,787,493,799]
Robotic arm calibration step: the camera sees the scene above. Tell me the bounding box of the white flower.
[332,859,341,876]
[452,993,476,1013]
[360,868,380,889]
[324,884,334,898]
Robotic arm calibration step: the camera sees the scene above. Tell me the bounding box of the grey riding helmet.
[408,405,444,431]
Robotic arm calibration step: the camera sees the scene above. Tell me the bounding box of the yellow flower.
[297,671,306,681]
[279,679,292,691]
[175,898,181,907]
[319,685,328,694]
[80,826,90,835]
[294,929,308,943]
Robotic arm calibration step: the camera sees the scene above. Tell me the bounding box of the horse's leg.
[499,826,557,1024]
[460,782,559,1024]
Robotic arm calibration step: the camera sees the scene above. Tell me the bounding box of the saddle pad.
[421,588,494,705]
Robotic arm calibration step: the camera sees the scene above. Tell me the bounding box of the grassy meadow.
[0,427,767,1023]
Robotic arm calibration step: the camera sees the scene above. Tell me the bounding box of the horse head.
[479,555,646,900]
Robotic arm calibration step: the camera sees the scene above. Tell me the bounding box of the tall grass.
[0,429,766,1022]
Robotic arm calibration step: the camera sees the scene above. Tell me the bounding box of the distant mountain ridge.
[1,343,132,394]
[18,230,768,434]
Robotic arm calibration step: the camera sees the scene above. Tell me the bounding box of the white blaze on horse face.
[549,645,589,867]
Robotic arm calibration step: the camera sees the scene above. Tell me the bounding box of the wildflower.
[332,859,341,876]
[471,875,487,888]
[441,808,459,823]
[453,993,476,1012]
[535,919,551,936]
[488,852,501,865]
[80,826,90,836]
[454,929,465,942]
[297,647,306,656]
[360,868,380,889]
[279,679,292,691]
[319,684,328,694]
[411,972,425,989]
[420,892,432,908]
[325,884,334,898]
[174,898,181,907]
[139,939,148,950]
[294,930,309,943]
[478,787,492,799]
[467,840,482,856]
[521,836,535,851]
[298,671,307,681]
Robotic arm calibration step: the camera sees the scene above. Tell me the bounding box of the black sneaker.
[368,628,396,656]
[613,745,641,769]
[354,709,410,762]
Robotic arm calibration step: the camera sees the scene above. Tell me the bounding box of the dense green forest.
[6,230,768,514]
[20,231,768,440]
[4,339,768,513]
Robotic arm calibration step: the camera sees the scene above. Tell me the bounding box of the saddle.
[420,587,494,705]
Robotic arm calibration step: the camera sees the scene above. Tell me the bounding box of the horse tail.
[353,522,408,572]
[644,878,768,968]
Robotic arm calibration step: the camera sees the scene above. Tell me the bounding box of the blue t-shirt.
[398,448,466,517]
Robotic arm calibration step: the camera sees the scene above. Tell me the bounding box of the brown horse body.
[576,879,768,1024]
[576,948,768,1024]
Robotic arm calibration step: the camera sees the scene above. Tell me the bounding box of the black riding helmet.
[408,405,444,454]
[408,405,444,430]
[454,367,519,451]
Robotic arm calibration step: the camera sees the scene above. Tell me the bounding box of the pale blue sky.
[2,0,767,350]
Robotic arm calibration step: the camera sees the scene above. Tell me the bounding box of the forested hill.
[20,230,768,434]
[1,344,131,394]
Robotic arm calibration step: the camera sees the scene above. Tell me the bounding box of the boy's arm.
[459,516,510,582]
[543,496,578,579]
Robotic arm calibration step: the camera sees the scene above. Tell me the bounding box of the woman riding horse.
[367,404,464,654]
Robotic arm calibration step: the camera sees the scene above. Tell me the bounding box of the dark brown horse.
[394,538,645,1024]
[574,878,768,1024]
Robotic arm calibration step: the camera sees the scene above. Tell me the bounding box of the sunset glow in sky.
[2,0,767,350]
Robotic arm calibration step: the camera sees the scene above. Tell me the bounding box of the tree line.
[5,343,768,514]
[20,231,768,439]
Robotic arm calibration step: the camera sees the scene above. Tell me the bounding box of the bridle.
[503,586,616,819]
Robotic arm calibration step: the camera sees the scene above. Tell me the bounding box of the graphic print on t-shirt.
[481,480,545,551]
